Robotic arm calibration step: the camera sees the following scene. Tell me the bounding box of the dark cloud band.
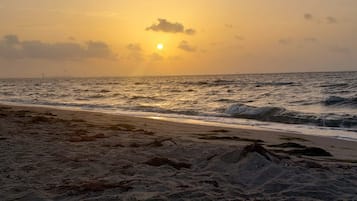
[0,35,116,60]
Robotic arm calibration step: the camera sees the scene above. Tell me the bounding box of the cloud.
[304,37,318,43]
[225,24,233,28]
[304,13,313,20]
[178,40,196,52]
[68,36,76,41]
[278,38,292,45]
[235,35,244,41]
[185,28,196,35]
[326,16,337,24]
[86,41,114,58]
[126,43,144,62]
[330,46,351,54]
[150,53,163,61]
[304,13,338,24]
[146,18,196,35]
[127,43,142,52]
[0,35,116,60]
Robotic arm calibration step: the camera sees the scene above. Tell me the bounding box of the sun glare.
[157,43,164,50]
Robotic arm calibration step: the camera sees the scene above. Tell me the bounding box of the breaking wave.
[323,96,357,107]
[225,103,357,128]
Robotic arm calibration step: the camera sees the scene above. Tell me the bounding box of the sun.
[157,43,164,50]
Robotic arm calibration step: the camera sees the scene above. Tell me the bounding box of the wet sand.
[0,104,357,200]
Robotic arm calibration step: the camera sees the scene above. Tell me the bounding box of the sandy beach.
[0,103,357,200]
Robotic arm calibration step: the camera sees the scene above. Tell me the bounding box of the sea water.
[1,71,356,140]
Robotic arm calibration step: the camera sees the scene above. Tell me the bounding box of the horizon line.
[1,69,356,79]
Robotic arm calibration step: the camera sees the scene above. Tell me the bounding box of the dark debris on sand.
[238,143,284,163]
[210,129,230,133]
[268,142,307,149]
[144,157,192,170]
[287,147,333,157]
[269,142,333,157]
[58,180,132,193]
[199,135,264,143]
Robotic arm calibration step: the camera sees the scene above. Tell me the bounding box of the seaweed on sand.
[144,157,191,170]
[199,135,264,143]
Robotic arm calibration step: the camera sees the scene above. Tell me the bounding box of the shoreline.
[0,103,357,159]
[1,101,357,142]
[1,103,357,200]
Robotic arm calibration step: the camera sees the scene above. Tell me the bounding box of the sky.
[0,0,356,78]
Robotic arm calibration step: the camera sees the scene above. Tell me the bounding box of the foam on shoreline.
[2,101,357,142]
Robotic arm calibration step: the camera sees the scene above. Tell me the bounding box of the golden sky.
[0,0,356,77]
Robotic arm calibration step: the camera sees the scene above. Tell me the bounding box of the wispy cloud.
[278,38,292,45]
[185,28,196,35]
[326,16,337,24]
[127,43,142,52]
[225,24,233,28]
[235,35,244,41]
[0,35,116,60]
[126,43,144,62]
[330,46,351,54]
[146,19,196,35]
[178,40,196,52]
[303,13,338,24]
[304,13,313,21]
[304,37,318,43]
[150,53,163,61]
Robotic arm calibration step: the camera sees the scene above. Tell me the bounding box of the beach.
[0,103,356,200]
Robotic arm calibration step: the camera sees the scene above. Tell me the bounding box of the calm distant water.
[1,72,357,138]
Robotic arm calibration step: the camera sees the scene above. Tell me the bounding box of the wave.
[225,103,357,128]
[225,104,285,118]
[180,79,235,87]
[324,96,357,107]
[2,95,356,130]
[129,96,165,102]
[255,82,298,87]
[81,82,120,86]
[319,83,349,88]
[216,98,237,103]
[180,80,298,88]
[99,89,111,93]
[0,91,15,96]
[87,94,106,99]
[180,81,209,86]
[212,79,235,84]
[169,89,182,93]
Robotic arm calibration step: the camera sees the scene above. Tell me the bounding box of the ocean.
[1,71,357,141]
